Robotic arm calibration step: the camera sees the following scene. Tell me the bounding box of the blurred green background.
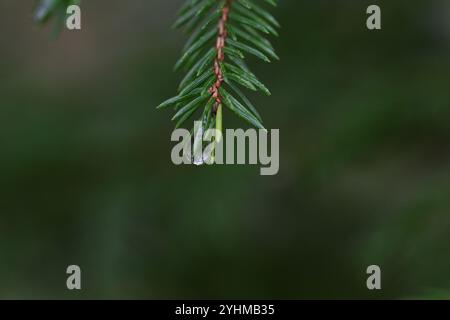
[1,0,450,299]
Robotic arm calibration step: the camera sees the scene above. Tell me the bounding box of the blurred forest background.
[1,0,450,299]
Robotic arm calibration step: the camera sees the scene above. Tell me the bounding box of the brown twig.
[208,0,232,114]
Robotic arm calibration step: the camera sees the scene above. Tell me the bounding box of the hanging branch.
[157,0,280,132]
[34,0,280,132]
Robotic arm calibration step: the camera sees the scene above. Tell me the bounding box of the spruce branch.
[158,0,280,132]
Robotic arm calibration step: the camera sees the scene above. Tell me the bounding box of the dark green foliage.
[158,0,280,130]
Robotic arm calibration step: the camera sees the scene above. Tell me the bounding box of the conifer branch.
[158,0,280,132]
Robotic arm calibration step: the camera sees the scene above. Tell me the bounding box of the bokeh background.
[1,0,450,299]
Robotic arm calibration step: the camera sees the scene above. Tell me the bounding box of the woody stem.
[208,0,232,115]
